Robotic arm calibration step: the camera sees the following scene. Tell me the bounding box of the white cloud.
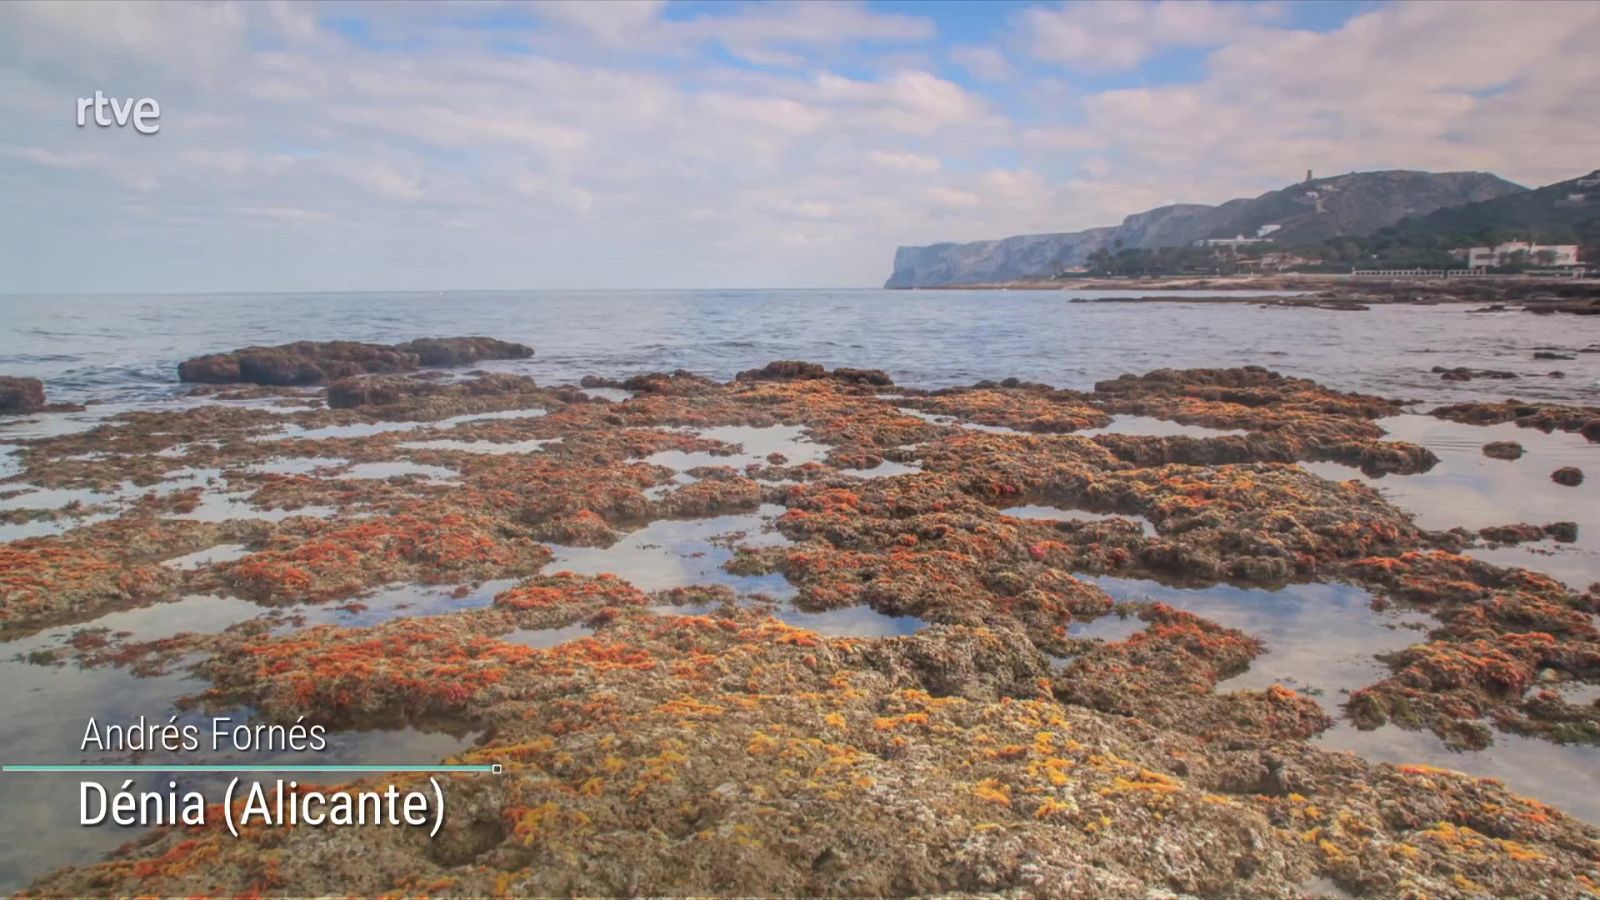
[949,45,1015,83]
[0,0,1596,294]
[1019,1,1278,71]
[866,151,942,174]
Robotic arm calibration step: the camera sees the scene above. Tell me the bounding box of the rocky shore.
[4,347,1600,896]
[924,274,1600,316]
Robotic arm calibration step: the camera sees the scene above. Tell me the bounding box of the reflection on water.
[1320,723,1600,826]
[546,504,795,598]
[1088,576,1430,714]
[1003,503,1159,536]
[1078,415,1249,439]
[838,458,923,479]
[400,437,558,455]
[645,425,829,480]
[504,622,596,648]
[777,606,925,637]
[341,461,459,482]
[1304,414,1600,589]
[161,543,251,570]
[1089,574,1600,823]
[0,596,478,893]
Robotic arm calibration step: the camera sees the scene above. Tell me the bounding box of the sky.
[1,0,1597,294]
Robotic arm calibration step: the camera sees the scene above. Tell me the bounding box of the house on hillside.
[1456,241,1580,269]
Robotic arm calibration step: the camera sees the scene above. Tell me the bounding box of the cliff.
[884,170,1525,287]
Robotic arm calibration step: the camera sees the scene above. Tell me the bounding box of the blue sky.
[1,0,1595,293]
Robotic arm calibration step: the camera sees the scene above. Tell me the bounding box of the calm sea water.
[2,289,1598,405]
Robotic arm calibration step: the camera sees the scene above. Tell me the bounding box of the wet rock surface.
[1482,441,1525,460]
[1552,466,1585,487]
[177,337,533,385]
[0,377,47,414]
[5,359,1600,896]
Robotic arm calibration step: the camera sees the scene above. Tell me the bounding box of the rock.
[1584,419,1600,442]
[178,337,533,385]
[1431,366,1517,382]
[1545,521,1580,543]
[1551,467,1584,487]
[395,337,533,367]
[0,376,46,414]
[1534,351,1575,360]
[327,373,538,409]
[1481,441,1524,460]
[831,367,894,387]
[736,360,828,382]
[734,361,892,386]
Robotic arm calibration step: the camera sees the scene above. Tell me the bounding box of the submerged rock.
[1432,365,1517,382]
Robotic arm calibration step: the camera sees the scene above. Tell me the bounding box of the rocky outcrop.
[0,376,46,414]
[1482,441,1524,460]
[1552,467,1584,487]
[734,361,893,386]
[885,170,1524,287]
[395,337,533,367]
[177,337,533,386]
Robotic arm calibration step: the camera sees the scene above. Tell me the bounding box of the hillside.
[1374,169,1600,245]
[884,170,1525,287]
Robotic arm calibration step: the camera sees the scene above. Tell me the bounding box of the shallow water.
[645,424,830,478]
[1085,574,1600,823]
[0,595,481,893]
[1077,415,1249,439]
[1088,576,1432,712]
[1002,503,1159,536]
[1303,414,1600,589]
[545,504,795,598]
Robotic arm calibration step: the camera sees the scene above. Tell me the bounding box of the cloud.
[866,151,942,174]
[241,205,334,223]
[0,0,1596,294]
[1018,1,1279,71]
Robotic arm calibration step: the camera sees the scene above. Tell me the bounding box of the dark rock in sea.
[327,373,536,409]
[734,360,892,386]
[737,360,828,381]
[395,337,533,367]
[619,370,719,396]
[1477,522,1578,545]
[1551,466,1585,487]
[1534,351,1576,361]
[178,337,534,385]
[1546,521,1580,543]
[1585,420,1600,442]
[1431,366,1517,382]
[831,367,894,386]
[0,376,46,414]
[1481,441,1524,460]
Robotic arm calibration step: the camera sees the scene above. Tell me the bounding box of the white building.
[1459,241,1580,268]
[1193,235,1271,248]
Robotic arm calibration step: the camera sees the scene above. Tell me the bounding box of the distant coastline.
[890,272,1600,314]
